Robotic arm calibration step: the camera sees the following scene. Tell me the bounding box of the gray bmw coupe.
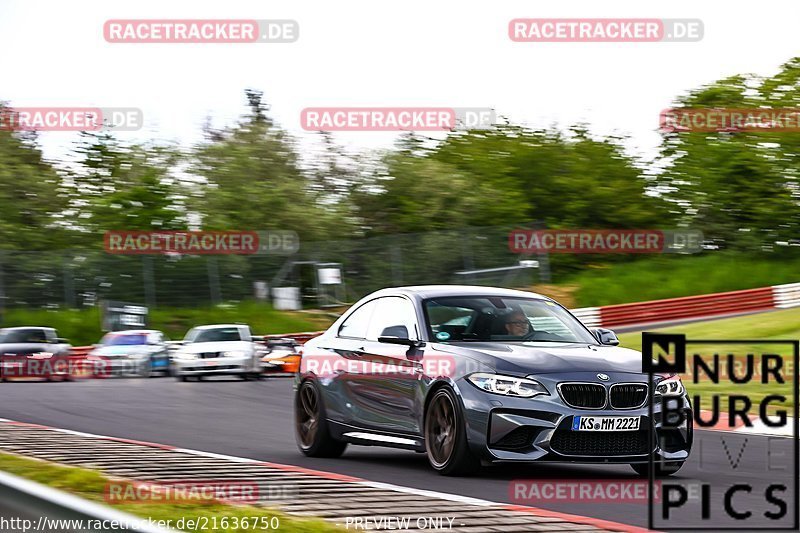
[294,286,692,476]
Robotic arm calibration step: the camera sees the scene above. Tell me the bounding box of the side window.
[338,300,377,339]
[367,297,418,341]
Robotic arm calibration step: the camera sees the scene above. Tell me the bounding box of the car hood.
[442,342,645,376]
[91,345,153,357]
[0,343,58,355]
[177,341,253,354]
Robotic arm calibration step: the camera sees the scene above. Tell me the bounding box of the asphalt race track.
[0,377,795,530]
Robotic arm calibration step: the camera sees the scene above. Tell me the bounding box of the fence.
[0,225,551,311]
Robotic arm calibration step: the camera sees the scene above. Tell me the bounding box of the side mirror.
[379,336,419,347]
[592,328,619,346]
[378,325,417,346]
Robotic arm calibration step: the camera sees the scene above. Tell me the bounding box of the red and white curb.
[0,418,653,532]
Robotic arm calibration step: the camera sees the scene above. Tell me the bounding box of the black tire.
[177,375,188,382]
[630,461,685,477]
[424,387,480,476]
[295,379,347,458]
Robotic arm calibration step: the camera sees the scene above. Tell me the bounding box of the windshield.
[101,333,148,346]
[185,327,244,343]
[424,296,597,344]
[0,328,48,344]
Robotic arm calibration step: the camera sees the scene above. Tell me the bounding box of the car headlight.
[467,373,549,398]
[174,352,197,360]
[223,350,247,358]
[655,374,685,396]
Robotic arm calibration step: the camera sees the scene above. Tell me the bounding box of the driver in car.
[503,309,532,338]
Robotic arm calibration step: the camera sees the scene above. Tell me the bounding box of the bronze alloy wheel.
[425,389,457,468]
[296,381,319,449]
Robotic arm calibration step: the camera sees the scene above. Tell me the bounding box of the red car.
[0,327,75,382]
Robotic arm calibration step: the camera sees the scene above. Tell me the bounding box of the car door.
[310,299,378,425]
[345,296,424,434]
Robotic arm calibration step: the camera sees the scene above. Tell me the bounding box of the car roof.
[1,326,53,331]
[191,324,249,330]
[368,285,551,301]
[105,329,161,335]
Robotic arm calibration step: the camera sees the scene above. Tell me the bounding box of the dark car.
[294,285,692,476]
[0,327,73,382]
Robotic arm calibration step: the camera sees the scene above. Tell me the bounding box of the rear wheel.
[631,461,685,477]
[295,380,347,457]
[424,387,480,476]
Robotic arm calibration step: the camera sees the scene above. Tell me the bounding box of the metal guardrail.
[599,286,776,328]
[0,470,177,532]
[773,282,800,309]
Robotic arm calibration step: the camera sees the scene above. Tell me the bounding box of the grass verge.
[565,252,800,307]
[0,452,340,532]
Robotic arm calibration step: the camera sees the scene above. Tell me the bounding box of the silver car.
[89,329,170,378]
[171,324,265,381]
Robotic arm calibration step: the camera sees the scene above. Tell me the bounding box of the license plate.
[572,415,640,432]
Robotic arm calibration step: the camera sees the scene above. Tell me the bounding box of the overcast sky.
[1,0,798,164]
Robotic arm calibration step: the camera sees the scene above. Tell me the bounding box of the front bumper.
[457,372,692,464]
[92,357,149,376]
[172,355,253,376]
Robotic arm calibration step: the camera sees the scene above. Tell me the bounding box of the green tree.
[191,91,352,241]
[0,106,67,249]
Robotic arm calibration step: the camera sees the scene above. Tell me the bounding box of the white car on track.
[170,324,267,381]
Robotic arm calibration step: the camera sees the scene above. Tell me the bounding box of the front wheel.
[424,387,480,476]
[295,380,347,458]
[631,461,685,477]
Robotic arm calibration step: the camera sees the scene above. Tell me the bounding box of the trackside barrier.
[598,286,775,328]
[773,282,800,309]
[570,307,602,328]
[67,282,798,354]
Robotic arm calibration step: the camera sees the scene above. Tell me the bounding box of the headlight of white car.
[655,374,685,396]
[223,350,247,358]
[173,352,197,360]
[467,373,549,398]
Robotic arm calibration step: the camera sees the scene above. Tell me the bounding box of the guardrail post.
[0,250,5,323]
[143,256,156,309]
[208,256,222,305]
[63,255,76,308]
